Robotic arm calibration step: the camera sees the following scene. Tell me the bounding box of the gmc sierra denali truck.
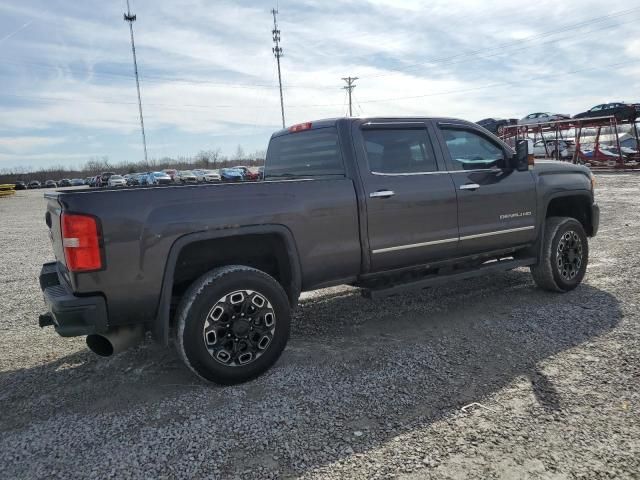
[39,117,599,384]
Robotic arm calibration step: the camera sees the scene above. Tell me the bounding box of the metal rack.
[499,115,640,170]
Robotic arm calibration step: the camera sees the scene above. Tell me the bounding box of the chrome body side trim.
[371,226,535,254]
[458,225,535,241]
[372,237,458,254]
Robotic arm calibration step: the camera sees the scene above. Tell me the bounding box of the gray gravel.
[1,176,639,479]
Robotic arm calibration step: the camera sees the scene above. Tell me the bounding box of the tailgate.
[44,192,66,267]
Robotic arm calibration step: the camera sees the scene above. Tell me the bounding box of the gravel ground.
[0,177,638,479]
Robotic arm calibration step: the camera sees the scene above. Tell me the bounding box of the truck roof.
[270,116,477,138]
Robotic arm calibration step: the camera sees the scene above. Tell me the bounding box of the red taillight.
[61,213,102,272]
[289,122,312,133]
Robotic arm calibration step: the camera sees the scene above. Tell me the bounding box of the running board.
[361,257,537,300]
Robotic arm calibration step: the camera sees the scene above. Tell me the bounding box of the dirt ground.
[0,176,638,479]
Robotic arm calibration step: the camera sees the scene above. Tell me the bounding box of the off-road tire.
[176,265,291,384]
[531,217,588,292]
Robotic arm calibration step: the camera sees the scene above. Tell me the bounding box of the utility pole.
[342,76,358,117]
[271,8,285,128]
[124,0,148,163]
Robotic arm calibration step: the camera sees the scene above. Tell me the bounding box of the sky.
[0,0,638,170]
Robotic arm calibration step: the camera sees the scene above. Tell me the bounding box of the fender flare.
[153,224,302,345]
[535,189,593,261]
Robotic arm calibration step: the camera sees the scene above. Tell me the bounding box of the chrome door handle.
[459,183,480,190]
[369,190,395,198]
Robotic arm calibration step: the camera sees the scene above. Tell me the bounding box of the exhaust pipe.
[86,325,144,357]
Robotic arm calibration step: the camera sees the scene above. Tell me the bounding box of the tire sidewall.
[549,219,588,291]
[179,269,291,384]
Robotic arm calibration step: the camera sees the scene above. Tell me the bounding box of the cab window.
[441,128,506,171]
[362,128,437,174]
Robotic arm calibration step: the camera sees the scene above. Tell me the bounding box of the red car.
[235,166,260,181]
[577,147,638,168]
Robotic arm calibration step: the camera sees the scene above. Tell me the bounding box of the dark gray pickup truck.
[39,117,599,384]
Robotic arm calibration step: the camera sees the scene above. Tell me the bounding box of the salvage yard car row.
[477,101,640,134]
[16,165,264,189]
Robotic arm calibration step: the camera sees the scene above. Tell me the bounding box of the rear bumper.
[591,203,600,236]
[39,262,108,337]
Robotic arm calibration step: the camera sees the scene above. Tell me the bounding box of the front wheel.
[531,217,588,292]
[175,265,291,384]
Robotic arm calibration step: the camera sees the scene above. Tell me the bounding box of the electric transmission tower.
[271,8,285,128]
[124,0,148,162]
[342,76,358,117]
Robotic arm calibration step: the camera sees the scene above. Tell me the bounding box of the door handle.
[459,183,480,191]
[369,190,395,198]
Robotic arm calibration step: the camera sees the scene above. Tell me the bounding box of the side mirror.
[512,139,533,171]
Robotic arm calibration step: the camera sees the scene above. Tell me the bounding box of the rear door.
[434,122,537,256]
[353,121,459,272]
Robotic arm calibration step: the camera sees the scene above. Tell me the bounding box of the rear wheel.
[176,265,291,384]
[531,217,588,292]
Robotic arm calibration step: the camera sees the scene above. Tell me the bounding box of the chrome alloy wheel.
[556,230,583,281]
[203,290,276,366]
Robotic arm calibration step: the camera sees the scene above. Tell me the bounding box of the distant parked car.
[193,169,221,182]
[100,172,116,184]
[573,102,640,122]
[203,170,222,182]
[44,180,58,188]
[532,139,576,159]
[58,178,72,187]
[176,170,198,184]
[107,175,127,187]
[162,169,178,181]
[84,177,93,185]
[146,171,172,185]
[70,178,85,186]
[476,118,518,135]
[14,181,26,190]
[519,112,570,125]
[578,147,620,166]
[220,167,244,182]
[235,166,260,181]
[27,180,41,189]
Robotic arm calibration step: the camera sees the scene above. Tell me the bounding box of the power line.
[124,0,148,163]
[359,6,640,79]
[5,57,639,111]
[0,58,339,90]
[271,7,285,128]
[350,59,640,106]
[342,76,358,117]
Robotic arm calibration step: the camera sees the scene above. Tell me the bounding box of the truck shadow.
[0,270,622,477]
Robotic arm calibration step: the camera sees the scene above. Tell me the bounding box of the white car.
[107,174,127,187]
[519,112,570,125]
[532,139,575,159]
[201,169,221,182]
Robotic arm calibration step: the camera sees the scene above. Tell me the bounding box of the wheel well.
[545,195,593,235]
[171,234,297,308]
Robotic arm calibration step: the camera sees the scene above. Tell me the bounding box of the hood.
[533,160,591,176]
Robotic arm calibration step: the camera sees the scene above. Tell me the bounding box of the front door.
[354,122,459,272]
[434,123,537,255]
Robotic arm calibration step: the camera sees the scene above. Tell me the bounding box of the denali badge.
[500,211,532,220]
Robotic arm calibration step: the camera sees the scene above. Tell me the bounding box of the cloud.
[0,136,66,153]
[0,0,638,169]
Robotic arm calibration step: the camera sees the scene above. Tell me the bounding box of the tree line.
[0,147,266,184]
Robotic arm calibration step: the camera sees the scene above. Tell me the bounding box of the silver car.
[107,175,127,187]
[519,112,570,125]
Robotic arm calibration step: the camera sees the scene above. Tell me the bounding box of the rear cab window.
[265,127,345,179]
